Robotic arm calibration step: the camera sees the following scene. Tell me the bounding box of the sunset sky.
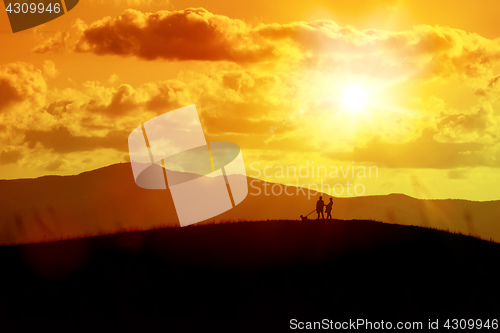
[2,0,500,201]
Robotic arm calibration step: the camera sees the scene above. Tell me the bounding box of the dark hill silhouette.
[0,163,499,244]
[1,220,499,332]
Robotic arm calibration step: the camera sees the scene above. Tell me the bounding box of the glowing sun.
[340,85,369,112]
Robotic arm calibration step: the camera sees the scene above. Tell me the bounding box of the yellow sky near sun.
[2,0,500,201]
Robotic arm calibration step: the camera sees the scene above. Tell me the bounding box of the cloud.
[44,100,72,116]
[75,79,190,122]
[32,31,69,54]
[259,21,500,79]
[74,8,277,62]
[84,84,140,116]
[0,63,47,112]
[31,7,500,87]
[475,74,500,98]
[24,127,129,153]
[0,61,190,169]
[435,105,497,143]
[0,59,314,176]
[0,149,23,165]
[338,129,490,169]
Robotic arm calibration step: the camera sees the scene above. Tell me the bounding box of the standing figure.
[325,197,333,219]
[316,196,325,219]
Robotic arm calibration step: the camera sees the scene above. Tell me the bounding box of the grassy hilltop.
[0,219,498,332]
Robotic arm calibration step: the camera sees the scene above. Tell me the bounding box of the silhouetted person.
[325,198,333,219]
[316,196,325,219]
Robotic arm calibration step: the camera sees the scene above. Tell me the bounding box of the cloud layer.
[5,8,500,178]
[32,7,500,82]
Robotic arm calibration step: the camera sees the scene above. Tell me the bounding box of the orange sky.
[2,0,500,200]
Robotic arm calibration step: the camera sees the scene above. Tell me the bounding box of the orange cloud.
[340,130,488,169]
[259,22,500,79]
[0,63,47,112]
[74,8,277,62]
[9,3,500,174]
[436,105,496,143]
[24,127,129,153]
[4,60,498,172]
[32,31,69,54]
[30,7,499,81]
[476,74,500,98]
[0,149,23,164]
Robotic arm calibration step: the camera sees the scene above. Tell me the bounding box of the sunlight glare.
[340,86,369,112]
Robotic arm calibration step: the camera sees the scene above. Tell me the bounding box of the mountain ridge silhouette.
[1,162,499,244]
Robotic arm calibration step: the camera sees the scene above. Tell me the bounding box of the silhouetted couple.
[316,196,333,219]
